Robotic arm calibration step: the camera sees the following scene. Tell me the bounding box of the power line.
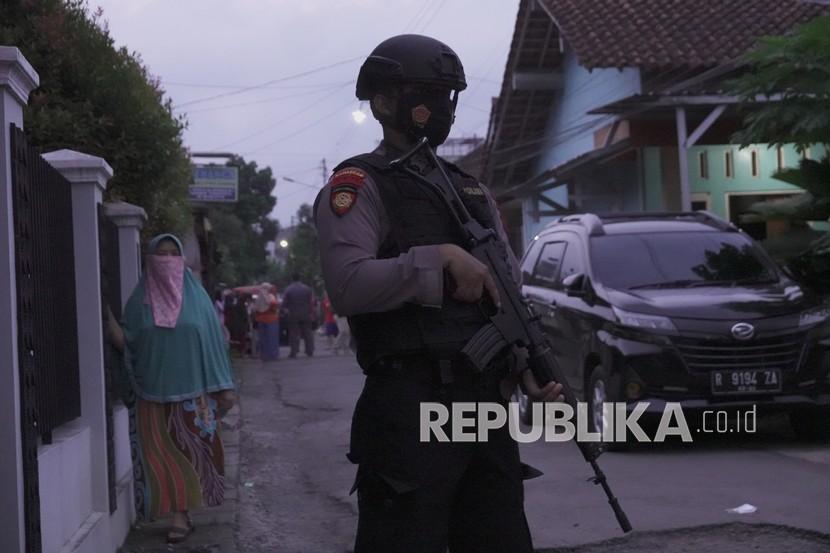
[329,118,360,163]
[417,0,448,33]
[459,103,491,114]
[283,164,325,176]
[244,98,357,156]
[213,84,351,150]
[173,55,364,109]
[278,185,321,201]
[184,83,350,115]
[280,176,319,189]
[403,0,436,33]
[163,79,352,90]
[467,74,502,85]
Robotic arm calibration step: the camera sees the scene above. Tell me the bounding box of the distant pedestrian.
[213,290,231,346]
[281,273,315,358]
[226,293,249,356]
[246,297,258,358]
[254,283,280,362]
[105,234,235,544]
[332,314,352,355]
[322,293,338,349]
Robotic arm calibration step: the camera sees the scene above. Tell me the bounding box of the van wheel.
[588,365,627,451]
[790,409,830,442]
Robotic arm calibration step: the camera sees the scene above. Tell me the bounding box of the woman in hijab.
[107,234,235,544]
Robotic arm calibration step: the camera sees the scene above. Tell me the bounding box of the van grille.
[673,333,806,372]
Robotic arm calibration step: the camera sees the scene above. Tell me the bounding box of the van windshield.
[590,231,778,291]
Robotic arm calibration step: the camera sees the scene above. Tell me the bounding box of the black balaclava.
[393,88,459,148]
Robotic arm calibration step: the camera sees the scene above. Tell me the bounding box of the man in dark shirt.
[281,273,314,358]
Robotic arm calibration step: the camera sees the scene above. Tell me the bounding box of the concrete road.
[235,349,830,552]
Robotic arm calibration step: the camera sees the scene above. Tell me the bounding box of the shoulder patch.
[329,167,366,217]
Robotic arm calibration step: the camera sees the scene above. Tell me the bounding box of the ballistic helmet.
[356,34,467,100]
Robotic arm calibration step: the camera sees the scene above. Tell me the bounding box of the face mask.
[395,89,457,148]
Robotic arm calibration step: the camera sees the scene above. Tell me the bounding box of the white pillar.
[675,106,691,211]
[0,46,39,553]
[103,201,146,309]
[42,149,113,517]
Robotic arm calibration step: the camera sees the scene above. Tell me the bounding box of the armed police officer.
[314,35,563,553]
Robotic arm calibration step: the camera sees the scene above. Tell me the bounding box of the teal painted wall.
[642,144,826,217]
[687,144,819,217]
[643,147,663,211]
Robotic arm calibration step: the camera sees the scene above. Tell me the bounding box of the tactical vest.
[334,152,497,370]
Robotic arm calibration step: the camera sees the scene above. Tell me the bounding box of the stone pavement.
[117,377,242,553]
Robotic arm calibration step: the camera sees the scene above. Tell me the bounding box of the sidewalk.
[118,378,242,553]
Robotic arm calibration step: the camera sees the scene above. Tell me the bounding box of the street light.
[279,239,289,248]
[352,101,367,124]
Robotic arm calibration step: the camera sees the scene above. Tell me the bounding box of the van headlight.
[799,306,830,328]
[613,306,677,332]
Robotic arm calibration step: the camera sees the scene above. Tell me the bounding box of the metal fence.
[11,123,81,553]
[99,202,121,514]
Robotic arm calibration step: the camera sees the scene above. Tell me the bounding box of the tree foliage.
[726,15,830,290]
[266,203,323,293]
[730,16,830,151]
[0,0,192,236]
[210,156,278,286]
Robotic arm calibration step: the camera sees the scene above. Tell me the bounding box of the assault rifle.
[389,137,632,534]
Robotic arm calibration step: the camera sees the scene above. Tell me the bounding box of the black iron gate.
[11,124,80,553]
[98,203,121,514]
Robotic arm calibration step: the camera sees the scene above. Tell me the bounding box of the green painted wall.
[643,147,663,211]
[642,144,826,217]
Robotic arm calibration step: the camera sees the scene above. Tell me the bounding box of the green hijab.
[122,234,234,402]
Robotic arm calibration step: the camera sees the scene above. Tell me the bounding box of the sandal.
[166,518,194,544]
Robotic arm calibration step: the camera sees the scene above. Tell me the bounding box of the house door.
[727,192,802,241]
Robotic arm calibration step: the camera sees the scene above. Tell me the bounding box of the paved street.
[236,349,830,552]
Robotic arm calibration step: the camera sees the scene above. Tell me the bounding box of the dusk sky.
[92,0,518,226]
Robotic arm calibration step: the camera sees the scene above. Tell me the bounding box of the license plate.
[711,369,782,395]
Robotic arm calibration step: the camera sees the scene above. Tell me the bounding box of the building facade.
[482,0,828,255]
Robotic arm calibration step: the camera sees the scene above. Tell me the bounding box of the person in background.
[281,273,315,358]
[226,293,249,356]
[322,293,338,349]
[106,234,235,544]
[254,283,280,362]
[246,296,259,358]
[213,290,231,346]
[332,313,352,355]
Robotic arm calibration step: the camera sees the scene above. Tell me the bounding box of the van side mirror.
[562,272,586,297]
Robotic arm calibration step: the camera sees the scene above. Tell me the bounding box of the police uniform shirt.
[313,143,520,318]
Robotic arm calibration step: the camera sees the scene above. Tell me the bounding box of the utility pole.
[321,158,328,187]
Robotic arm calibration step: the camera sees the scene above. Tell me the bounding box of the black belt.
[368,352,510,386]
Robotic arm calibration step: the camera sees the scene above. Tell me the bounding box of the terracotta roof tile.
[541,0,828,69]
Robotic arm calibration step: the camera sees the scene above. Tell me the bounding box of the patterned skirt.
[131,395,225,520]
